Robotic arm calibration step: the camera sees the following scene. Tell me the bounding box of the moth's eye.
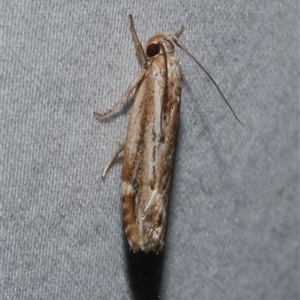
[146,43,160,57]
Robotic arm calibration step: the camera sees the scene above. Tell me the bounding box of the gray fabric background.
[1,1,299,299]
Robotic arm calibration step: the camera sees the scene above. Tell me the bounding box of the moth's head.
[145,32,177,58]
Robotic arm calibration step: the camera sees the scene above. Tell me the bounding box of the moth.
[94,15,241,253]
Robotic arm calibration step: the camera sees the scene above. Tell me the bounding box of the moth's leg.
[94,68,146,117]
[102,144,124,177]
[129,15,147,69]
